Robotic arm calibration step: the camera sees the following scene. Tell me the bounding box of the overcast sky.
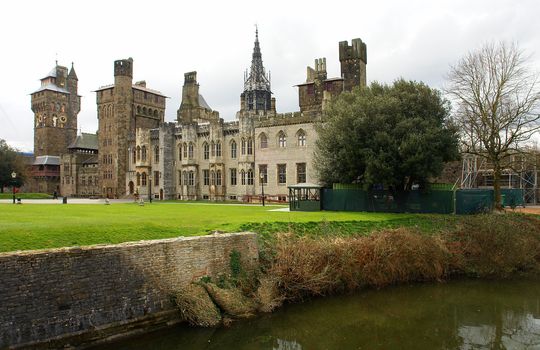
[1,0,539,152]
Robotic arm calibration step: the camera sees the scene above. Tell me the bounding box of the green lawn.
[0,202,451,253]
[0,193,52,199]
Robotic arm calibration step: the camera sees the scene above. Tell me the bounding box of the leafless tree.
[446,42,540,210]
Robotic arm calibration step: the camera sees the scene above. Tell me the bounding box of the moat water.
[96,279,540,350]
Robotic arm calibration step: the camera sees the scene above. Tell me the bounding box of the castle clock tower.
[31,62,80,157]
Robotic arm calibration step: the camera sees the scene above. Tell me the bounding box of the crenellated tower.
[339,38,367,91]
[240,28,273,112]
[31,62,80,157]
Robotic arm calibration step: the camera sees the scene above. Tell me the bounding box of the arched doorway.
[128,181,134,194]
[159,189,164,200]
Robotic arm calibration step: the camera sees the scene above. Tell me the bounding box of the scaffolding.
[460,153,539,204]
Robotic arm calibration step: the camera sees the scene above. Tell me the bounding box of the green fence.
[322,189,454,214]
[322,188,525,214]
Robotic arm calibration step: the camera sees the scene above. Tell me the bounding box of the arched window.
[141,172,147,186]
[241,169,246,185]
[154,146,159,163]
[188,142,194,159]
[188,171,194,186]
[136,146,141,161]
[178,144,182,161]
[148,108,153,117]
[247,138,253,155]
[216,142,222,157]
[136,173,141,186]
[211,141,215,157]
[183,142,188,159]
[143,107,147,115]
[297,130,306,146]
[211,170,216,186]
[182,171,187,185]
[132,148,136,164]
[241,138,246,155]
[260,133,268,149]
[247,169,254,185]
[154,110,158,118]
[278,131,286,148]
[230,140,237,158]
[141,146,147,161]
[137,106,141,114]
[216,170,222,186]
[203,142,210,159]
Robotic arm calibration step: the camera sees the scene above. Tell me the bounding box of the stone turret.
[339,38,367,91]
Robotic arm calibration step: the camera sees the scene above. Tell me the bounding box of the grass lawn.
[0,202,455,253]
[0,193,52,199]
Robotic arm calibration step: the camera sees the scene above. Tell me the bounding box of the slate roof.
[198,94,211,110]
[68,133,98,150]
[33,155,60,166]
[32,83,70,95]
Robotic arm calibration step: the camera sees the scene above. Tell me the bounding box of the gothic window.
[247,138,253,155]
[203,169,209,186]
[141,172,147,186]
[278,164,287,184]
[297,130,306,146]
[216,142,222,157]
[297,163,306,183]
[136,173,141,186]
[154,110,158,118]
[188,171,195,186]
[182,171,187,185]
[203,142,209,160]
[230,168,237,186]
[141,146,147,161]
[247,169,254,185]
[210,170,216,186]
[211,141,215,157]
[137,106,141,114]
[278,132,287,148]
[259,164,268,184]
[137,146,141,161]
[241,169,246,185]
[188,142,194,159]
[216,170,222,186]
[154,146,159,163]
[149,108,153,117]
[230,140,237,159]
[241,138,246,155]
[178,144,182,161]
[260,133,268,149]
[154,171,159,186]
[143,107,147,115]
[183,142,188,159]
[132,149,136,164]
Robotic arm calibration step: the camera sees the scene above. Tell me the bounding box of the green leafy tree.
[314,79,459,191]
[0,139,26,192]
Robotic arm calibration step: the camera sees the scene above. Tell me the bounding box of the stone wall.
[0,233,258,349]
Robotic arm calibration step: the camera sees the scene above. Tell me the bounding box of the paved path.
[0,198,133,205]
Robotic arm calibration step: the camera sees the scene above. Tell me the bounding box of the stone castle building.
[31,32,367,200]
[127,32,367,201]
[29,63,81,194]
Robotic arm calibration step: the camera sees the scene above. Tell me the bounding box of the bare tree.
[446,42,540,210]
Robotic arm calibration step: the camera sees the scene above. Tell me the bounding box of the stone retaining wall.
[0,233,258,349]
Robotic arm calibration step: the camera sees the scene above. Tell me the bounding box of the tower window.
[203,142,209,160]
[231,140,237,158]
[278,132,286,148]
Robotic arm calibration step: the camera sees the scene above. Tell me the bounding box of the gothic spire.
[244,28,270,93]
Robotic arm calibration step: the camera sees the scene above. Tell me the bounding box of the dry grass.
[203,283,257,318]
[174,284,222,327]
[263,214,540,301]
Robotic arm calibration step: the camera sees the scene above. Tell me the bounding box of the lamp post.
[149,177,152,203]
[260,173,265,207]
[11,172,16,204]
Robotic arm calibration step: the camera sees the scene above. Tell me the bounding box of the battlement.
[339,38,367,64]
[114,58,133,77]
[255,111,320,128]
[184,71,197,84]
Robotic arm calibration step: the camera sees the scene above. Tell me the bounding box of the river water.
[96,279,540,350]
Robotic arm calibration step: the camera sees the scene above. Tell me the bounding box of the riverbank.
[176,213,540,327]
